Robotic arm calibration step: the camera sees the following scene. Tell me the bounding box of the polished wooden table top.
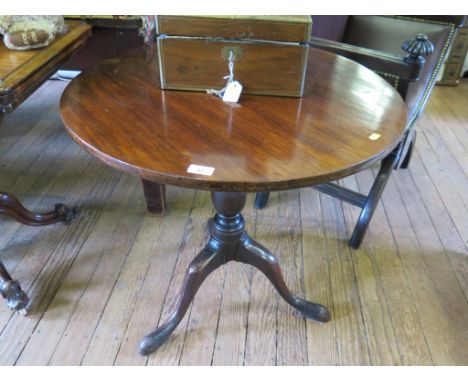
[60,43,407,192]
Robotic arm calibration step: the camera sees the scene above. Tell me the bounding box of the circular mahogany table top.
[60,44,407,192]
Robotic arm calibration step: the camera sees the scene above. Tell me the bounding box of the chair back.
[311,16,349,41]
[343,16,466,124]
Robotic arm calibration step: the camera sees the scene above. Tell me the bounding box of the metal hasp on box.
[156,15,312,97]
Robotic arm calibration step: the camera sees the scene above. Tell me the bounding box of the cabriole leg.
[0,192,79,226]
[139,242,224,355]
[0,262,28,314]
[0,191,79,312]
[139,191,330,355]
[239,236,330,322]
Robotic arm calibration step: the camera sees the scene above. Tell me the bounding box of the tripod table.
[59,43,407,355]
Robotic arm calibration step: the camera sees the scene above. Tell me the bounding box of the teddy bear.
[0,16,65,50]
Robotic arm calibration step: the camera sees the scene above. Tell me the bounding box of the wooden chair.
[255,16,466,249]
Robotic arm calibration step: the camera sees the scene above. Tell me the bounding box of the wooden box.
[156,16,312,97]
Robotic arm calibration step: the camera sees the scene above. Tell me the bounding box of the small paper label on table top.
[368,133,382,141]
[187,164,215,176]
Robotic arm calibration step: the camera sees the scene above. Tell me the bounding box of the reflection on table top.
[60,43,407,192]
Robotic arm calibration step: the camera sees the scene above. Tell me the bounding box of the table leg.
[0,191,79,226]
[254,191,270,209]
[141,179,166,214]
[0,191,79,313]
[139,191,330,356]
[0,261,28,313]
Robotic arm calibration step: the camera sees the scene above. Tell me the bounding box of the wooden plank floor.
[0,78,467,366]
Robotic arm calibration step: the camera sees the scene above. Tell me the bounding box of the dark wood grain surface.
[60,43,407,192]
[156,16,312,43]
[158,38,308,97]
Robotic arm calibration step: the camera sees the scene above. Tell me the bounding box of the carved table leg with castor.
[0,191,79,313]
[139,191,330,355]
[0,192,79,226]
[0,262,28,314]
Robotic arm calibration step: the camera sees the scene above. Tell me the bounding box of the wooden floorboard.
[339,174,402,365]
[405,152,468,299]
[113,187,197,366]
[355,169,432,366]
[0,79,467,365]
[381,167,467,365]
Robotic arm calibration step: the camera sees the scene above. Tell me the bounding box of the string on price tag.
[207,50,243,103]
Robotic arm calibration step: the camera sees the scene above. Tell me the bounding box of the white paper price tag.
[187,164,215,176]
[222,81,243,103]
